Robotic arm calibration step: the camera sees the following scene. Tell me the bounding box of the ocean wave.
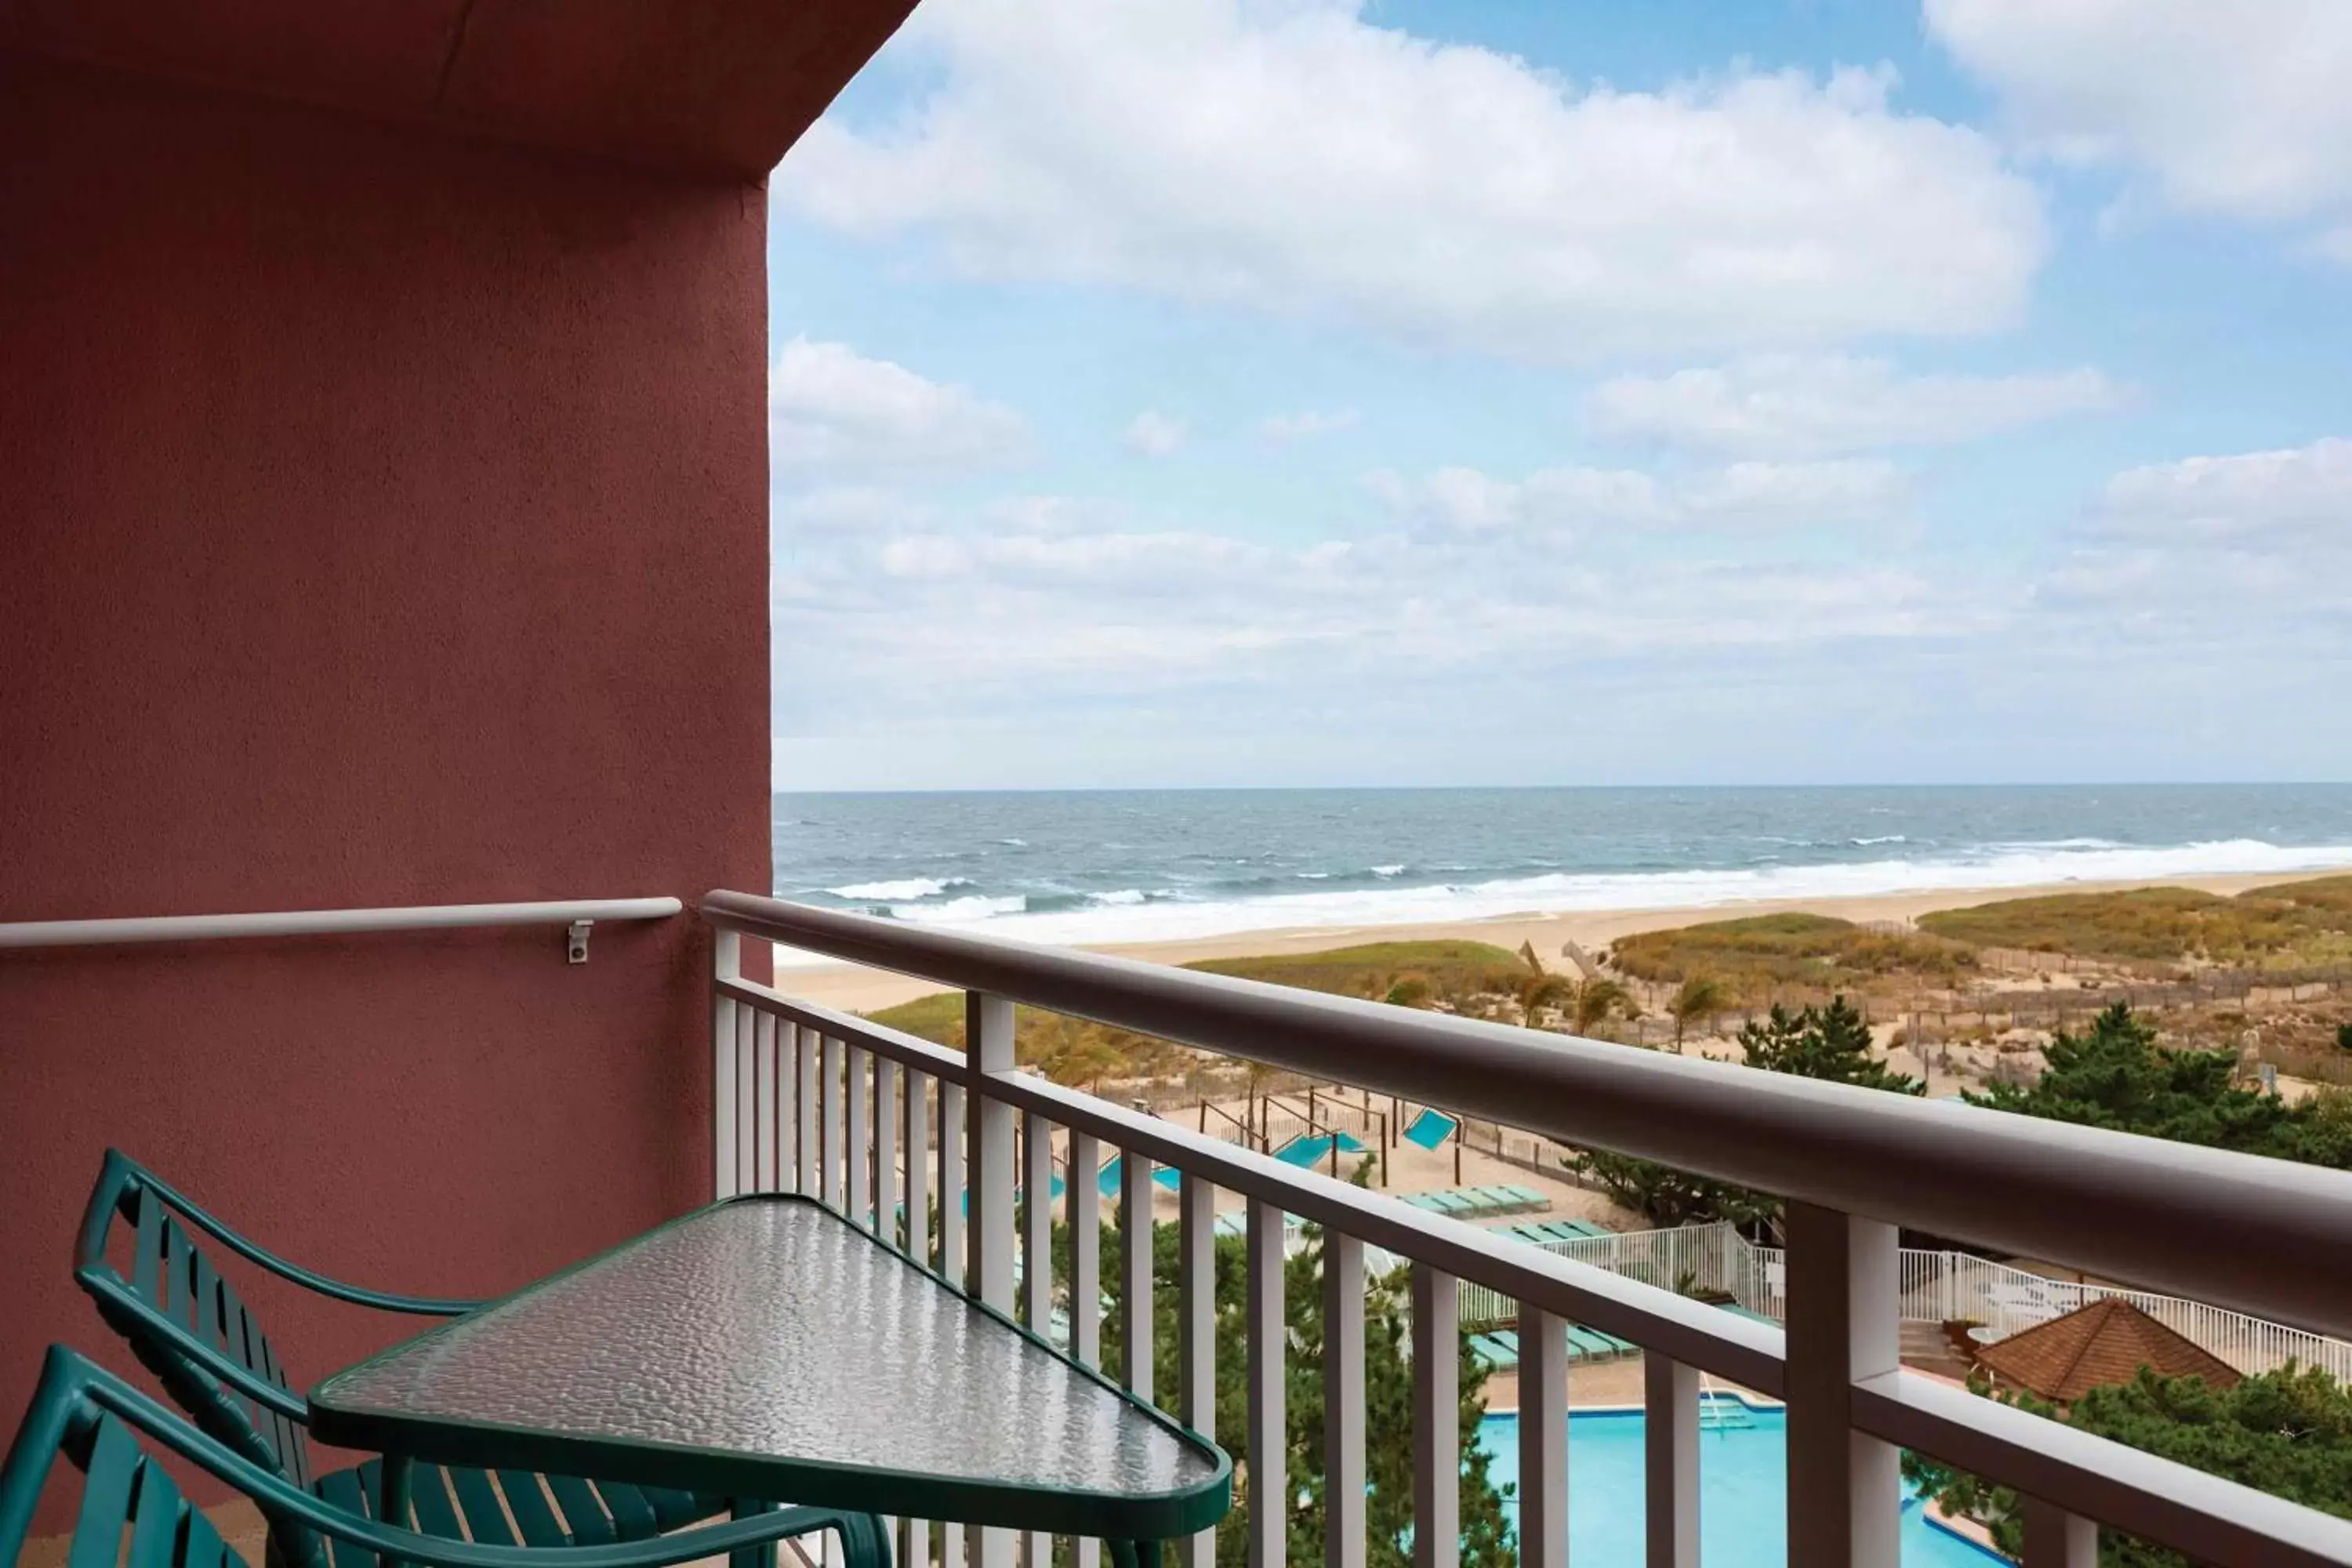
[1849,835,1907,846]
[1373,864,1406,877]
[884,894,1028,922]
[827,876,973,901]
[774,837,2352,960]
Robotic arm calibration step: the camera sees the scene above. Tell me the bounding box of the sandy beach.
[773,868,2343,1013]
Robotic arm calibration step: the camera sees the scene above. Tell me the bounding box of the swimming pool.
[1476,1405,2005,1566]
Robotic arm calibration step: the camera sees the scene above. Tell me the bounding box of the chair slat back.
[97,1180,316,1490]
[48,1413,251,1568]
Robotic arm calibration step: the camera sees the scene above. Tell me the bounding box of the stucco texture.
[0,49,771,1513]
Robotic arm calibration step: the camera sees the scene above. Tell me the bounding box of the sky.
[763,0,2352,791]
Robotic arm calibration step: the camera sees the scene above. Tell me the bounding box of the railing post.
[753,1011,778,1193]
[1069,1128,1103,1568]
[1323,1232,1365,1568]
[904,1072,931,1266]
[937,1061,966,1568]
[1025,1112,1054,1334]
[1412,1262,1458,1568]
[1181,1174,1218,1568]
[735,1007,755,1199]
[964,999,1016,1568]
[796,1025,818,1196]
[1519,1310,1566,1568]
[1786,1202,1900,1568]
[2021,1497,2097,1568]
[1247,1198,1286,1568]
[1642,1353,1697,1568]
[876,1057,900,1242]
[1121,1151,1154,1405]
[822,1034,846,1210]
[967,993,1017,1308]
[848,1045,872,1225]
[712,928,740,1200]
[940,1079,965,1286]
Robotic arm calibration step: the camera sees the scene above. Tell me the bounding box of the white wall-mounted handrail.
[0,897,681,949]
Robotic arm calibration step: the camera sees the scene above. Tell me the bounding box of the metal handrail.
[702,888,2352,1342]
[0,897,682,949]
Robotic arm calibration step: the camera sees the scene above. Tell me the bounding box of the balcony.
[7,887,2352,1567]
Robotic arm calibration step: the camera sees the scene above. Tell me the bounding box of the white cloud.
[1123,411,1189,457]
[769,336,1029,474]
[2029,437,2352,632]
[775,486,932,533]
[1374,458,1906,534]
[782,506,1967,702]
[775,0,2046,361]
[1928,0,2352,239]
[2095,437,2352,547]
[1588,354,2122,457]
[1260,409,1360,444]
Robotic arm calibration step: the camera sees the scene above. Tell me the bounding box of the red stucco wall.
[0,49,770,1501]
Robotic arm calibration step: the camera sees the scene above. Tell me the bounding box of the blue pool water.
[1476,1406,2003,1566]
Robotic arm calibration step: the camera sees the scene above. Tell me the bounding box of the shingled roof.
[1974,1298,2241,1404]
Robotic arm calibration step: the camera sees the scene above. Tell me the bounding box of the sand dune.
[769,868,2345,1014]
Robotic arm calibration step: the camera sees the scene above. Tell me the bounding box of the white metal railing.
[1472,1221,2352,1382]
[702,891,2352,1568]
[0,897,681,958]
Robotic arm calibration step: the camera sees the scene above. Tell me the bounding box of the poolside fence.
[1457,1220,2352,1382]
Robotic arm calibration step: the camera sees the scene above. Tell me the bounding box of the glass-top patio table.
[310,1195,1231,1555]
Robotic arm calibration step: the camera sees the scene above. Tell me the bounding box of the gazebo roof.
[1975,1297,2241,1404]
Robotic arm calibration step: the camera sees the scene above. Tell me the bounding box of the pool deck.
[1479,1356,1780,1414]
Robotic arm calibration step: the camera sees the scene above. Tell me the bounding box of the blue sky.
[763,0,2352,790]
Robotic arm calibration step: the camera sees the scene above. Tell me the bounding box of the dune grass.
[1187,939,1530,1001]
[1607,912,1976,998]
[1917,877,2352,967]
[867,938,1532,1085]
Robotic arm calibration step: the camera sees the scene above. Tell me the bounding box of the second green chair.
[72,1150,792,1568]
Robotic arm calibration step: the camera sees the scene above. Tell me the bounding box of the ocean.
[771,784,2352,952]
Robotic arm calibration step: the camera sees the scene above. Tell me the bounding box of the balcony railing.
[701,889,2352,1568]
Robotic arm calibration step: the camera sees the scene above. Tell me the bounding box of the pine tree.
[1970,1003,2352,1167]
[1737,996,1919,1093]
[1905,1364,2352,1566]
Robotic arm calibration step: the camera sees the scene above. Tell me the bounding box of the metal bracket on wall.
[568,920,593,964]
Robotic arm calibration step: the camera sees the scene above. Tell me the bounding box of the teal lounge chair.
[0,1345,881,1568]
[1401,1110,1457,1152]
[1469,1333,1519,1371]
[1272,1135,1334,1169]
[72,1151,755,1568]
[1096,1156,1183,1198]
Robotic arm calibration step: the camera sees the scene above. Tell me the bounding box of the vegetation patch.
[1608,912,1975,998]
[868,938,1532,1087]
[1188,939,1529,1003]
[1919,878,2352,967]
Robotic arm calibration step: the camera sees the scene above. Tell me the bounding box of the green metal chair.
[0,1345,885,1568]
[70,1151,774,1568]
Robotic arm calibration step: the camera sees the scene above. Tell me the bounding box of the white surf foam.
[827,877,973,901]
[774,837,2352,962]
